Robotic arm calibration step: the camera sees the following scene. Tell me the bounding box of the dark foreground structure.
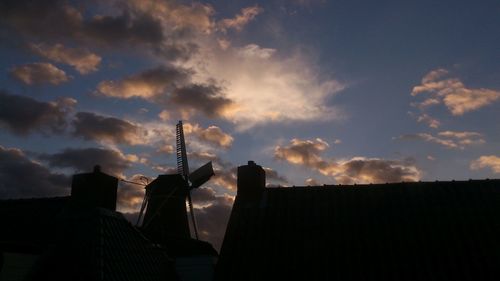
[1,161,500,280]
[216,161,500,280]
[0,167,216,281]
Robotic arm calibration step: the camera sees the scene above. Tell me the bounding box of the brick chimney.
[237,161,266,201]
[70,165,118,211]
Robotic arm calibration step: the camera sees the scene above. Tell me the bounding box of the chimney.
[237,161,266,200]
[141,174,191,242]
[70,165,118,211]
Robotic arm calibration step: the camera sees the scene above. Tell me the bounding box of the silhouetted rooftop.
[216,179,500,281]
[0,198,177,280]
[0,196,70,253]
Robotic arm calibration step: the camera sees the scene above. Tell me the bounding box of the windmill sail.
[190,161,215,189]
[176,121,189,177]
[175,120,199,240]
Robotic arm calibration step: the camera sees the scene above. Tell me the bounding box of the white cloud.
[184,123,234,149]
[470,156,500,174]
[192,43,345,130]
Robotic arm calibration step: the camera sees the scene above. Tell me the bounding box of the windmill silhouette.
[137,121,214,241]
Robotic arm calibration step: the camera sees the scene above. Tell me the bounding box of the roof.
[29,206,177,281]
[0,198,178,281]
[216,179,500,281]
[0,196,70,252]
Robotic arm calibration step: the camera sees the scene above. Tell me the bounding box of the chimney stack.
[237,161,266,200]
[70,165,118,211]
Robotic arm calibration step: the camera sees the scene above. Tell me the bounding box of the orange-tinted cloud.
[97,66,189,99]
[29,43,101,74]
[275,138,421,184]
[411,68,500,115]
[218,5,262,32]
[10,62,70,85]
[184,123,234,149]
[470,156,500,174]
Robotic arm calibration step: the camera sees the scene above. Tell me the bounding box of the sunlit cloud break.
[411,68,500,115]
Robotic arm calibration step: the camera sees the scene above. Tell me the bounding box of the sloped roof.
[0,196,70,252]
[216,180,500,281]
[0,198,178,280]
[29,206,177,281]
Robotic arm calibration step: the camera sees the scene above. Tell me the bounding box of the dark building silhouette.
[70,165,118,211]
[142,174,191,241]
[140,174,218,281]
[0,167,215,281]
[216,161,500,281]
[3,161,500,281]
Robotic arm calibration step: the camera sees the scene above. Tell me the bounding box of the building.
[216,161,500,281]
[2,161,500,280]
[0,166,216,281]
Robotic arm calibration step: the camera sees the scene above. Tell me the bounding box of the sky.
[1,0,499,249]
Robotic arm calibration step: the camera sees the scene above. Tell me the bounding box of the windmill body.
[139,121,214,244]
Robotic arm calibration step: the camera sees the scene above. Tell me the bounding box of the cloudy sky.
[1,0,499,249]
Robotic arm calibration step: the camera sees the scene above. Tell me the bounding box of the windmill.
[137,121,214,241]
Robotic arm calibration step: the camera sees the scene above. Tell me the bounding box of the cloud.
[275,138,421,184]
[333,158,421,184]
[10,63,70,85]
[263,167,288,185]
[212,167,237,190]
[195,44,345,129]
[97,66,189,99]
[184,123,234,149]
[158,110,171,121]
[411,68,500,115]
[96,65,235,119]
[218,5,262,32]
[193,193,234,250]
[72,112,146,145]
[274,138,330,167]
[157,144,174,154]
[0,0,84,40]
[0,90,75,135]
[1,0,209,62]
[305,178,320,186]
[170,83,236,118]
[437,131,483,139]
[470,156,500,174]
[0,145,69,199]
[396,131,485,149]
[191,187,217,204]
[237,44,276,59]
[39,147,133,176]
[416,114,441,128]
[128,0,215,34]
[82,12,164,46]
[29,43,101,74]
